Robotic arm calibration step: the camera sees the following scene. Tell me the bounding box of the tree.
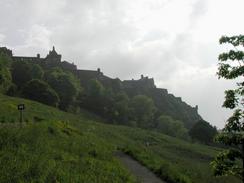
[102,88,116,121]
[11,61,32,89]
[45,68,80,110]
[189,120,217,144]
[211,35,244,181]
[130,95,156,128]
[30,64,44,79]
[0,54,12,94]
[113,92,130,124]
[22,79,60,107]
[156,115,189,139]
[0,67,12,94]
[81,79,105,114]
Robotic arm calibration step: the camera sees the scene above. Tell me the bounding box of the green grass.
[0,94,241,183]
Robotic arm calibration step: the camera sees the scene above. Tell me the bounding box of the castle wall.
[60,61,77,71]
[12,56,43,62]
[122,77,156,89]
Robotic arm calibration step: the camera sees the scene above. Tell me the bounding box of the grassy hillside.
[0,94,241,183]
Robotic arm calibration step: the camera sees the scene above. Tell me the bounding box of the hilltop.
[0,46,201,129]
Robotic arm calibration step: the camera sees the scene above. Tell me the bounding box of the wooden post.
[19,110,23,123]
[17,104,25,123]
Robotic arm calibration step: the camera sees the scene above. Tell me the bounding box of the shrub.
[189,120,217,144]
[0,116,5,123]
[22,79,60,107]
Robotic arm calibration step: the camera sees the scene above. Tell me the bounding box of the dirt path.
[116,152,166,183]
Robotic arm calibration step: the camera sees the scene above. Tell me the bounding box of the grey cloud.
[189,0,208,28]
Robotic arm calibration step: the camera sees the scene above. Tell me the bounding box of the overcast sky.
[0,0,243,128]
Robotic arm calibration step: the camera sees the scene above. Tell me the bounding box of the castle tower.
[195,105,198,111]
[45,46,62,65]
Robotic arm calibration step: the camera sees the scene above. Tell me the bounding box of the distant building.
[122,74,156,89]
[0,45,202,129]
[11,46,77,71]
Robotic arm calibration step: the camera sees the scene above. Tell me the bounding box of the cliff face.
[122,83,201,129]
[147,88,201,129]
[4,46,202,129]
[87,72,201,129]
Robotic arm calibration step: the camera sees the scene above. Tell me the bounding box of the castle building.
[45,46,62,67]
[0,46,157,91]
[0,46,202,128]
[122,75,156,89]
[10,46,77,71]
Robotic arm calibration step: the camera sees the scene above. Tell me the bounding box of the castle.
[12,46,77,71]
[0,46,200,128]
[0,46,156,90]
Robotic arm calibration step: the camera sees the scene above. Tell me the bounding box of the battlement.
[13,56,42,62]
[122,75,156,89]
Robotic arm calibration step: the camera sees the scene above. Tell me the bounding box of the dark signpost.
[17,104,25,123]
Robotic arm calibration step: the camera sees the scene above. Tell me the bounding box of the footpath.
[116,152,166,183]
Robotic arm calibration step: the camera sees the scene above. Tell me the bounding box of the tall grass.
[0,94,241,183]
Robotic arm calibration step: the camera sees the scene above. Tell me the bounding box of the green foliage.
[22,79,60,107]
[45,68,80,110]
[113,92,130,124]
[86,78,105,97]
[211,149,242,179]
[0,67,12,94]
[11,61,32,88]
[30,64,44,79]
[212,35,244,181]
[189,120,217,144]
[5,83,17,96]
[130,95,156,128]
[101,88,116,121]
[0,54,12,94]
[0,52,12,68]
[156,115,189,139]
[81,79,105,114]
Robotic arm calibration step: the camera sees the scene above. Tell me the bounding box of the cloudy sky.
[0,0,243,128]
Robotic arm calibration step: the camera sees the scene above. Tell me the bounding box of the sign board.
[18,104,25,110]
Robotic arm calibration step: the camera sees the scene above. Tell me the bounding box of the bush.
[130,95,156,128]
[11,61,32,88]
[0,116,5,123]
[189,120,217,144]
[6,83,17,96]
[0,54,12,94]
[22,79,60,107]
[45,68,80,110]
[156,115,189,139]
